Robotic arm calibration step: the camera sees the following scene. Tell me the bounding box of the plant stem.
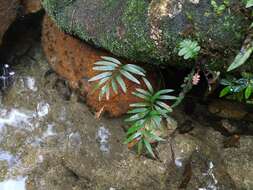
[171,68,195,108]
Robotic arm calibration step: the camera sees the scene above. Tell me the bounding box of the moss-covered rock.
[42,0,251,69]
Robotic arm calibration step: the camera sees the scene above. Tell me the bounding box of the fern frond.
[178,39,200,60]
[89,56,146,100]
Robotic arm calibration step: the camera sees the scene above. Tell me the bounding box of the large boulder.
[42,0,252,69]
[0,0,19,45]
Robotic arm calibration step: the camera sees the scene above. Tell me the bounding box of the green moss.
[42,0,250,70]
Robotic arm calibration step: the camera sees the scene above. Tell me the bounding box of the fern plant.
[124,78,177,157]
[220,72,253,103]
[89,57,178,158]
[178,39,201,60]
[89,56,145,100]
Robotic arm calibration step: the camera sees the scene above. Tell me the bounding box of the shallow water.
[0,43,127,190]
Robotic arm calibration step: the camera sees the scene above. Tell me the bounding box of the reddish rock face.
[42,16,153,117]
[21,0,42,14]
[0,0,19,45]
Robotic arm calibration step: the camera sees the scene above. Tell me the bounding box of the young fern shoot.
[89,56,146,101]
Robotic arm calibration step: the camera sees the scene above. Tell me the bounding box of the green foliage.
[90,57,178,158]
[220,73,253,103]
[89,56,145,100]
[124,78,177,158]
[211,0,229,15]
[178,39,201,60]
[227,47,253,72]
[244,0,253,8]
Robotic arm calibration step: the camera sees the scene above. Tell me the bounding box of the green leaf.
[143,78,154,94]
[220,79,232,86]
[156,101,173,112]
[143,139,155,158]
[178,39,200,60]
[94,61,118,67]
[250,22,253,29]
[99,85,108,101]
[130,102,150,108]
[152,89,174,101]
[151,115,162,128]
[123,64,146,76]
[132,92,150,100]
[93,66,116,71]
[127,108,148,114]
[111,79,118,94]
[227,47,253,72]
[124,132,142,144]
[245,85,252,99]
[101,56,121,65]
[144,131,165,142]
[125,111,149,122]
[156,89,174,95]
[232,85,245,93]
[217,4,226,13]
[154,105,169,116]
[88,72,112,82]
[91,77,110,93]
[116,75,127,93]
[129,64,146,73]
[120,70,140,84]
[135,88,152,97]
[126,124,144,135]
[219,86,231,97]
[158,95,177,100]
[246,0,253,8]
